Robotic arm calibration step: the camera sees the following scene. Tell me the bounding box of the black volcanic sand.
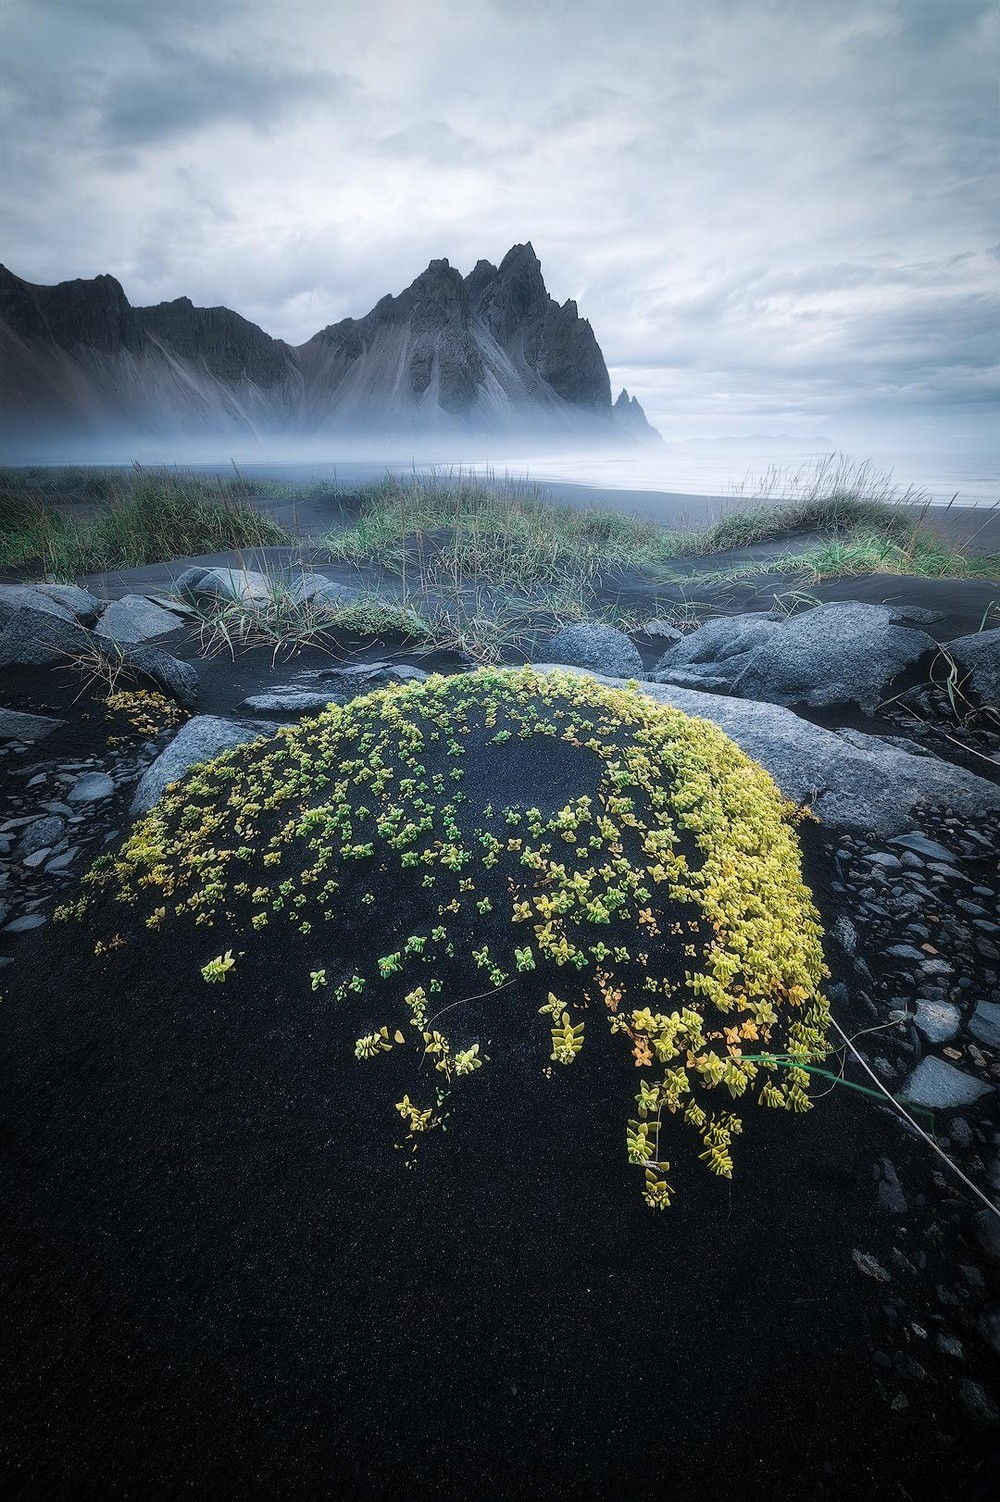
[0,689,996,1501]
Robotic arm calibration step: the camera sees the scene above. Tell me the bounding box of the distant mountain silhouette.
[0,247,661,453]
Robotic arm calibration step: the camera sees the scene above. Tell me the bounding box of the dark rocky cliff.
[1,265,143,355]
[136,297,297,388]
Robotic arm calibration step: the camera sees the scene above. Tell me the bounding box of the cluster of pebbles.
[822,803,1000,1435]
[0,733,165,961]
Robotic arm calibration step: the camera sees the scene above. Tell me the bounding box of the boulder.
[0,605,93,667]
[0,584,77,624]
[898,1056,994,1111]
[104,642,200,711]
[0,708,64,743]
[544,624,642,679]
[946,627,1000,708]
[30,583,102,623]
[968,1001,1000,1052]
[652,613,779,683]
[131,716,263,817]
[530,664,1000,836]
[172,566,274,607]
[96,595,185,644]
[735,602,936,715]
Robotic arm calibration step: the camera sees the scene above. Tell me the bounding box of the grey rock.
[649,667,737,695]
[887,833,957,863]
[643,619,683,643]
[831,916,858,955]
[975,1210,1000,1261]
[949,1117,974,1149]
[737,602,936,715]
[877,1160,907,1215]
[22,847,52,868]
[544,623,642,679]
[852,1249,890,1282]
[969,1000,1000,1051]
[936,1333,964,1361]
[0,605,93,668]
[241,690,337,713]
[172,566,274,607]
[886,605,945,624]
[16,815,64,858]
[315,663,429,693]
[294,575,362,608]
[654,612,779,672]
[912,1000,961,1045]
[899,1056,995,1111]
[0,583,77,623]
[101,641,199,710]
[959,1379,999,1427]
[2,913,47,934]
[45,850,76,872]
[885,945,926,963]
[96,594,185,643]
[131,716,262,817]
[0,708,64,743]
[31,582,102,623]
[651,613,778,689]
[67,771,115,803]
[946,626,1000,707]
[530,665,1000,836]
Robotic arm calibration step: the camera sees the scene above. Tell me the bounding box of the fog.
[6,425,996,508]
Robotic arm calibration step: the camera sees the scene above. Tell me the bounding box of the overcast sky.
[3,0,997,447]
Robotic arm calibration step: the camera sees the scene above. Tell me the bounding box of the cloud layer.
[4,0,997,446]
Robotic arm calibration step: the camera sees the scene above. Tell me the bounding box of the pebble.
[2,913,47,934]
[912,1000,961,1045]
[853,1250,890,1282]
[959,1379,999,1427]
[968,1000,1000,1051]
[67,771,115,803]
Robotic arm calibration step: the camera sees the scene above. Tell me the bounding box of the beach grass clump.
[782,530,1000,582]
[0,465,293,577]
[329,471,671,589]
[71,667,830,1208]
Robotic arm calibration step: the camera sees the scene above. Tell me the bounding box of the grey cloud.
[370,121,483,166]
[98,46,349,146]
[2,0,997,449]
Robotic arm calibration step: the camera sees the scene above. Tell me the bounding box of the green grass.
[0,465,295,577]
[710,530,999,585]
[326,460,947,593]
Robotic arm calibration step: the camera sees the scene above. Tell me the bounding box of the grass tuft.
[0,465,293,577]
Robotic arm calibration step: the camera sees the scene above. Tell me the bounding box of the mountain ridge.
[0,247,661,455]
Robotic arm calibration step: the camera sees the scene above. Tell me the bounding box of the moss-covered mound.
[70,666,830,1206]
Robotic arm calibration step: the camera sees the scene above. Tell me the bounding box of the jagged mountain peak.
[612,387,663,444]
[0,252,663,450]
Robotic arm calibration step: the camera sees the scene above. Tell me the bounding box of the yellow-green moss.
[78,667,830,1207]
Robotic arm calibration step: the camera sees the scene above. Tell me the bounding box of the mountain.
[0,247,661,456]
[612,388,663,445]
